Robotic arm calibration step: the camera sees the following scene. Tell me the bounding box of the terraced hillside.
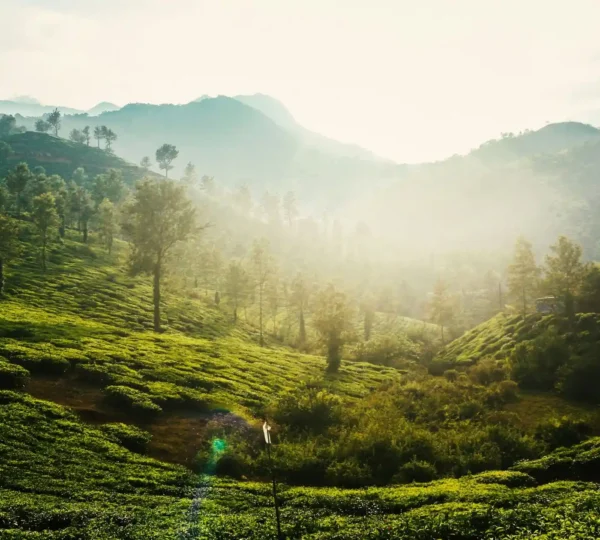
[0,229,398,465]
[3,390,600,538]
[0,132,156,184]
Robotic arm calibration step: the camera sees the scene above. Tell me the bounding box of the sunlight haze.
[2,0,600,162]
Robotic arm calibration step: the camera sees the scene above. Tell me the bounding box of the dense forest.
[3,106,600,538]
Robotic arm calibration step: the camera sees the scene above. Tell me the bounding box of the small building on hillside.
[535,296,564,314]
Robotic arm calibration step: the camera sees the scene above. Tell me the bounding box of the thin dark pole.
[266,442,283,540]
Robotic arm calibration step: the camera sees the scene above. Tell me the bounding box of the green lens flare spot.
[212,438,227,454]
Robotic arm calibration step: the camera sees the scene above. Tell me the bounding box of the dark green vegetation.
[0,132,153,184]
[2,389,600,538]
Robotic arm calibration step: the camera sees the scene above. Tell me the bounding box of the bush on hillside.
[271,384,342,435]
[100,423,152,453]
[103,385,162,417]
[535,416,591,450]
[0,362,30,389]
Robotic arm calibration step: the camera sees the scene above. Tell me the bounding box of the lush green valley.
[3,109,600,538]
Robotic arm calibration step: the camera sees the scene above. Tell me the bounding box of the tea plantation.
[2,233,600,537]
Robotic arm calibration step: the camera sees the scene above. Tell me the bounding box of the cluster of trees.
[33,109,118,152]
[506,235,596,319]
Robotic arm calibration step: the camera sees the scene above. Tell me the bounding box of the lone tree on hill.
[6,162,32,217]
[31,193,59,272]
[155,143,179,178]
[47,108,61,137]
[34,119,51,133]
[507,236,540,317]
[0,215,21,296]
[122,179,197,332]
[313,284,353,372]
[140,156,152,172]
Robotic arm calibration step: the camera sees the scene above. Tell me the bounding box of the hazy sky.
[2,0,600,162]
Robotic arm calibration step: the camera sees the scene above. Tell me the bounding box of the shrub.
[393,459,437,484]
[100,423,152,453]
[103,385,162,417]
[0,362,30,389]
[443,369,459,382]
[468,358,508,386]
[471,470,536,487]
[325,458,372,488]
[271,384,342,435]
[535,416,591,450]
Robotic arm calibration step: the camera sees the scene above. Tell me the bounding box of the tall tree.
[69,129,86,144]
[251,238,273,346]
[267,269,280,334]
[543,235,585,319]
[224,261,250,322]
[140,156,152,172]
[428,278,454,343]
[6,163,32,217]
[313,284,353,372]
[82,126,91,146]
[97,198,116,253]
[31,193,59,272]
[201,175,216,195]
[122,179,197,332]
[79,190,94,243]
[0,215,21,296]
[34,119,51,133]
[47,108,61,137]
[155,144,179,178]
[182,162,197,185]
[93,126,103,148]
[104,128,117,151]
[290,273,310,347]
[361,297,376,341]
[283,191,298,229]
[0,141,13,165]
[0,115,16,136]
[72,167,88,187]
[92,169,124,205]
[507,236,540,317]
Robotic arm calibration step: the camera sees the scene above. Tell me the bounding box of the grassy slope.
[434,312,600,367]
[3,236,600,537]
[3,390,600,539]
[1,231,398,463]
[1,132,157,184]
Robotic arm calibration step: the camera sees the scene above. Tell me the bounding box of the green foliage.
[313,284,354,372]
[0,361,29,389]
[155,143,179,178]
[507,236,540,316]
[100,422,152,453]
[104,385,163,417]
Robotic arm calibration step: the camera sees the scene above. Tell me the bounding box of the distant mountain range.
[0,97,120,117]
[9,94,403,207]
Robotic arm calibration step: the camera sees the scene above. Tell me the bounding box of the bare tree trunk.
[153,258,161,332]
[259,283,264,346]
[0,257,4,296]
[299,310,306,346]
[41,232,47,272]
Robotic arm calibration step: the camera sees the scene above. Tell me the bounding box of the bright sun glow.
[2,0,600,162]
